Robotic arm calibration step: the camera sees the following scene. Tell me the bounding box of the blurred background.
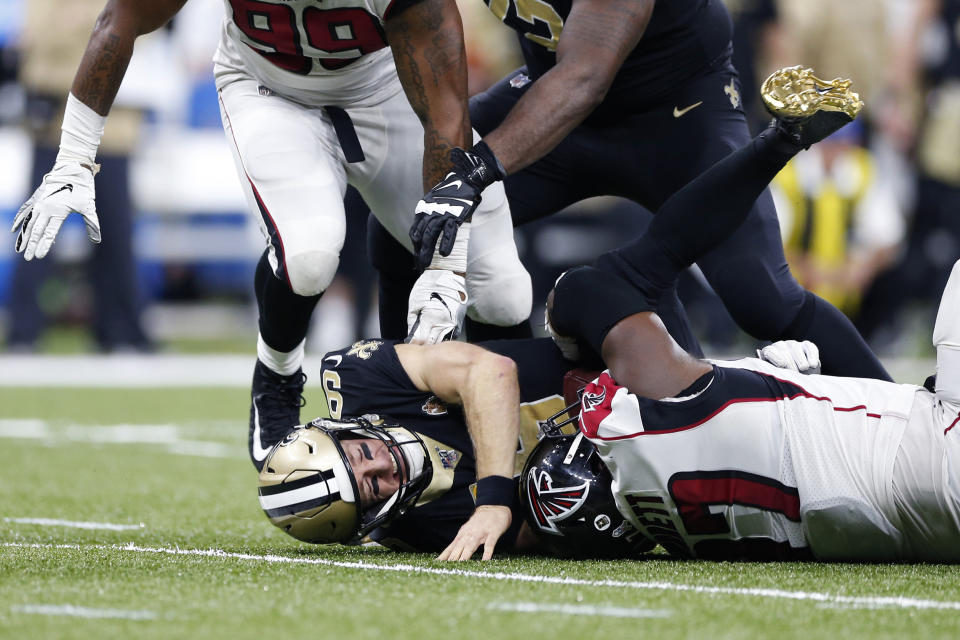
[0,0,955,365]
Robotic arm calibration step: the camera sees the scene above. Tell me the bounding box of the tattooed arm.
[73,0,188,115]
[482,0,654,175]
[10,0,187,260]
[385,0,471,190]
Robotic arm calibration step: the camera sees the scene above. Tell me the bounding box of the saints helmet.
[258,415,432,544]
[520,402,654,558]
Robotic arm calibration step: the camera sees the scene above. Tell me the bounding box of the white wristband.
[428,223,470,273]
[57,93,106,166]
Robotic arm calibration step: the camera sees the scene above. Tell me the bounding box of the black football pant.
[371,67,889,380]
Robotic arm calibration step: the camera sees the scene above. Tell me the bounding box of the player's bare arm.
[395,341,519,560]
[385,0,471,190]
[11,0,187,261]
[482,0,654,174]
[601,312,712,400]
[408,0,654,268]
[73,0,188,115]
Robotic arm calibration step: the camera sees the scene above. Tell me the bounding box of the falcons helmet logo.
[525,467,590,534]
[581,387,606,413]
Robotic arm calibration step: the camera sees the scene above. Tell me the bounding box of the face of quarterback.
[341,438,407,508]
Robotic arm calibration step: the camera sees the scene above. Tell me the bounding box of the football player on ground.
[533,255,960,563]
[371,0,892,383]
[9,0,533,470]
[256,71,957,562]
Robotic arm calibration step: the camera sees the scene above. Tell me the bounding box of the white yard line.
[488,602,672,618]
[11,604,156,620]
[0,354,323,387]
[0,419,241,459]
[4,518,144,531]
[0,354,257,387]
[4,542,959,612]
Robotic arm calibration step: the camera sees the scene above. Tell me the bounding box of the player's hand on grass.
[437,505,512,561]
[406,269,468,344]
[758,339,821,374]
[13,160,100,261]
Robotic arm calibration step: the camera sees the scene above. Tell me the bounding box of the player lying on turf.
[256,70,960,562]
[8,0,532,472]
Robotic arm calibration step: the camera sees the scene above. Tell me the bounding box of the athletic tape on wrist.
[58,93,106,165]
[428,223,470,272]
[475,475,516,507]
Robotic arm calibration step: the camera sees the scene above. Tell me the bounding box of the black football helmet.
[520,403,654,558]
[258,415,432,544]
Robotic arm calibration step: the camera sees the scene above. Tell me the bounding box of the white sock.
[257,334,305,376]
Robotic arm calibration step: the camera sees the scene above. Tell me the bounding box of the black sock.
[255,250,322,352]
[780,292,892,381]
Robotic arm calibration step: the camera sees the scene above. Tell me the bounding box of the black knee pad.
[551,266,655,357]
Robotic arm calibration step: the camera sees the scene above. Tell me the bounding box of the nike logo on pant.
[673,102,703,118]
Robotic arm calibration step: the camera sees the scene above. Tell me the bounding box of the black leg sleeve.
[596,126,798,298]
[782,291,892,381]
[255,249,322,352]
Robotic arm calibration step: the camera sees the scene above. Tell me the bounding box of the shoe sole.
[761,65,864,121]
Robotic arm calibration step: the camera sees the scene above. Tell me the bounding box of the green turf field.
[3,385,960,640]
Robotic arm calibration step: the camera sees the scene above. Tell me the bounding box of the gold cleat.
[760,66,864,149]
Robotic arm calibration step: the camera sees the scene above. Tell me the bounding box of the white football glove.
[12,160,100,261]
[757,340,821,374]
[544,305,581,362]
[406,269,468,345]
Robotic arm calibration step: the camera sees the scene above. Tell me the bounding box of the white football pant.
[217,74,531,326]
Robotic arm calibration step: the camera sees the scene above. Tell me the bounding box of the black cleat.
[249,360,306,470]
[761,66,864,150]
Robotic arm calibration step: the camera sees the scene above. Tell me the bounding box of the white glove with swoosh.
[406,269,468,344]
[13,160,100,261]
[12,93,104,261]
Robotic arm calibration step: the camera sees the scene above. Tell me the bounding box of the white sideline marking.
[0,354,324,387]
[489,602,671,618]
[5,518,145,531]
[4,542,960,612]
[12,604,156,620]
[0,420,48,439]
[0,420,240,459]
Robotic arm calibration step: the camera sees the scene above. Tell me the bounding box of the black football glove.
[409,141,506,269]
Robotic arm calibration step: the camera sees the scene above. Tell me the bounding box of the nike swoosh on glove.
[406,270,468,345]
[12,160,100,261]
[409,142,505,269]
[757,340,821,374]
